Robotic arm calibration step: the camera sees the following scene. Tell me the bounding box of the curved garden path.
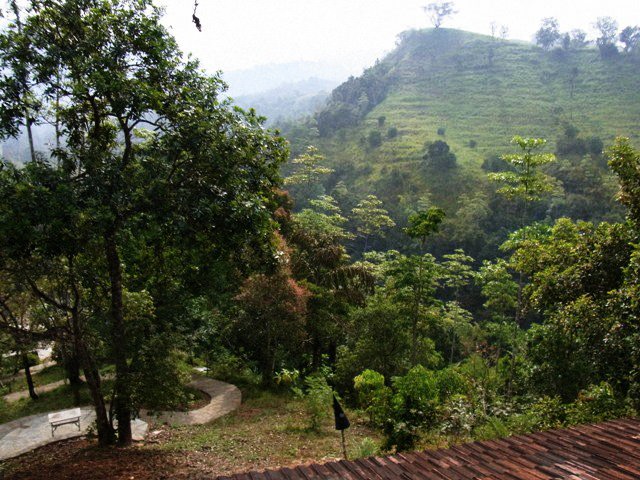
[0,408,148,460]
[0,374,241,460]
[139,375,241,426]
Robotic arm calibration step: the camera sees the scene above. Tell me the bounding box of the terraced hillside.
[283,28,639,257]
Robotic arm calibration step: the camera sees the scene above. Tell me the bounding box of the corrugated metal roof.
[216,418,640,479]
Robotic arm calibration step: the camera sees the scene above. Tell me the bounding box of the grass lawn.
[2,389,383,480]
[0,365,67,396]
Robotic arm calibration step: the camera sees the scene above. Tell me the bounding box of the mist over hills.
[280,28,640,258]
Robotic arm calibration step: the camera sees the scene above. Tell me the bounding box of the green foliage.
[488,136,556,202]
[620,26,640,53]
[383,365,440,450]
[293,374,333,431]
[608,137,640,227]
[535,18,561,50]
[337,293,411,381]
[521,396,566,430]
[285,146,334,187]
[352,195,395,252]
[475,259,518,320]
[294,195,353,243]
[566,382,627,424]
[387,126,398,139]
[368,130,383,148]
[405,207,446,248]
[354,437,380,459]
[353,369,390,425]
[423,140,457,169]
[131,337,192,411]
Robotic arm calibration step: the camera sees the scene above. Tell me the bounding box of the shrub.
[274,368,300,387]
[368,130,383,148]
[521,395,566,431]
[355,437,379,458]
[437,127,446,136]
[383,365,440,451]
[354,369,390,425]
[440,394,478,437]
[293,374,333,431]
[25,352,40,367]
[387,126,398,139]
[473,417,509,441]
[469,140,477,148]
[423,140,457,169]
[566,382,626,424]
[377,116,386,127]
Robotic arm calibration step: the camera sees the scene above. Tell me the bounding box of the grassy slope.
[315,28,640,215]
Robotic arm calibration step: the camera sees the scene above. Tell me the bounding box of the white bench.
[48,408,82,437]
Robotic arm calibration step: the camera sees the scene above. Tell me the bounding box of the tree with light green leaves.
[352,195,396,254]
[285,146,334,205]
[441,249,475,363]
[488,136,556,204]
[488,136,555,326]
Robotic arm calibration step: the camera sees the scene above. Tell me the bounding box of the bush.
[437,127,446,136]
[520,395,566,431]
[423,140,457,169]
[293,374,333,431]
[355,437,379,458]
[368,130,383,148]
[469,140,477,148]
[473,417,509,441]
[131,338,193,412]
[387,126,398,139]
[382,366,440,451]
[354,369,390,425]
[566,382,626,424]
[440,394,478,437]
[25,352,40,367]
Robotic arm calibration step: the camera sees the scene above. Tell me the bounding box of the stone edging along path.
[0,375,241,460]
[139,375,242,426]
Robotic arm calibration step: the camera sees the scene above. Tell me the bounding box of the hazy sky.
[159,1,639,75]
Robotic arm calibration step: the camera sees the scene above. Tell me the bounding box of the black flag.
[333,394,350,431]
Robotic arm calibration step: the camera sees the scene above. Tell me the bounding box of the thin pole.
[341,430,348,460]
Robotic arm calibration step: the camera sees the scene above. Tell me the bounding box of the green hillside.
[284,28,639,257]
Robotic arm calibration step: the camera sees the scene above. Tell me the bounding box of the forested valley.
[1,1,640,478]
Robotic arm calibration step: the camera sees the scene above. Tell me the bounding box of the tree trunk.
[66,349,82,386]
[21,352,38,400]
[70,307,115,446]
[104,231,132,446]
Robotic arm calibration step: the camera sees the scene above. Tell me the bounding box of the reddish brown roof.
[216,418,640,479]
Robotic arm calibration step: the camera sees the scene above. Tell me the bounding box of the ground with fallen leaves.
[1,391,381,479]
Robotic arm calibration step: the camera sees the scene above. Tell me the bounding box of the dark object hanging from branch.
[192,1,201,31]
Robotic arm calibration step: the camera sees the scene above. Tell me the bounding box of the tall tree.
[535,17,561,51]
[0,0,287,445]
[488,136,555,326]
[423,2,456,29]
[594,16,619,57]
[352,195,395,254]
[620,26,640,53]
